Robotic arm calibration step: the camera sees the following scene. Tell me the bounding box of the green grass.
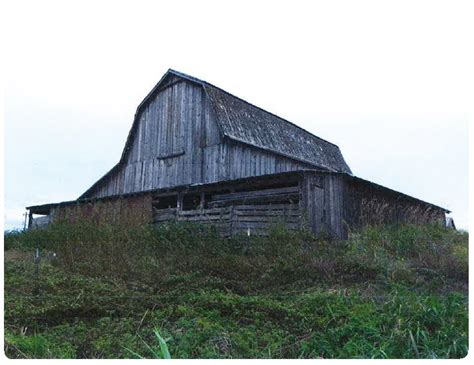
[4,221,468,358]
[123,329,171,359]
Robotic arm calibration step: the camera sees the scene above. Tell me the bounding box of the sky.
[3,0,472,230]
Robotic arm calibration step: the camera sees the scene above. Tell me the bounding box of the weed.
[124,329,171,359]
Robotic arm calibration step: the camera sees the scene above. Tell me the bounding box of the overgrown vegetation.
[4,221,468,358]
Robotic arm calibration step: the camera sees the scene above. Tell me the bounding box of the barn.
[26,69,449,238]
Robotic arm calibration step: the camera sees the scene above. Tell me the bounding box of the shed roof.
[30,170,450,214]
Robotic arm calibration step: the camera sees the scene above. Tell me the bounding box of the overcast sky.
[4,0,471,230]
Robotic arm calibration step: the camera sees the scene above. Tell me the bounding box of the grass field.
[3,222,468,358]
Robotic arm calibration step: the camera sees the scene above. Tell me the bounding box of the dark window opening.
[153,195,177,210]
[182,194,201,211]
[232,179,299,193]
[206,183,300,208]
[202,193,213,209]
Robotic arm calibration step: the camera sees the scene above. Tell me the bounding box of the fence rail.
[153,203,301,236]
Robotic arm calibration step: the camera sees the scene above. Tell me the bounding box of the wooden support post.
[229,205,235,236]
[27,211,33,230]
[200,191,205,211]
[23,210,28,231]
[300,173,311,231]
[177,193,183,220]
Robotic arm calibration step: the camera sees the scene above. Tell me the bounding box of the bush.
[344,224,468,284]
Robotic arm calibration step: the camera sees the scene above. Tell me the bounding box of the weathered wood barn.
[27,69,449,238]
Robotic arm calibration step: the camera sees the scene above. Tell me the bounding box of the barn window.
[152,195,177,210]
[182,193,201,211]
[156,150,185,160]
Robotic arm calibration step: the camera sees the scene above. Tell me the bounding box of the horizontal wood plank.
[211,186,299,202]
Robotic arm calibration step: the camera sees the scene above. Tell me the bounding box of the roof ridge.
[167,68,208,86]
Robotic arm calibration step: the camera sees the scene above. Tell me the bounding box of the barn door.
[311,184,325,235]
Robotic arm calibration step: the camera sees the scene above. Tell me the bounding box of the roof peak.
[167,68,207,85]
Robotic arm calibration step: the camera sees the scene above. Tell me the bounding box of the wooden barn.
[26,69,449,238]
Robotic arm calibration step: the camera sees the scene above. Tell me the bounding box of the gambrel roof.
[204,84,352,174]
[172,69,351,174]
[80,69,352,198]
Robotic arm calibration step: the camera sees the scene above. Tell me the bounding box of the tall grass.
[4,221,468,359]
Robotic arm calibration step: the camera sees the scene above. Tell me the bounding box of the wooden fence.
[153,203,301,236]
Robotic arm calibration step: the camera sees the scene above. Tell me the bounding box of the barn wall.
[51,194,153,226]
[51,172,306,234]
[301,172,346,239]
[90,80,222,198]
[87,80,313,198]
[344,178,446,230]
[323,174,346,238]
[35,171,447,239]
[221,141,312,182]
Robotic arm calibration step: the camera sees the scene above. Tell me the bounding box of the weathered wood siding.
[154,203,301,236]
[153,182,303,236]
[51,194,153,226]
[87,80,311,198]
[30,169,448,239]
[222,141,312,181]
[90,80,222,198]
[300,172,346,239]
[344,178,446,229]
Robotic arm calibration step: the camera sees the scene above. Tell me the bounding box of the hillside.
[4,222,468,359]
